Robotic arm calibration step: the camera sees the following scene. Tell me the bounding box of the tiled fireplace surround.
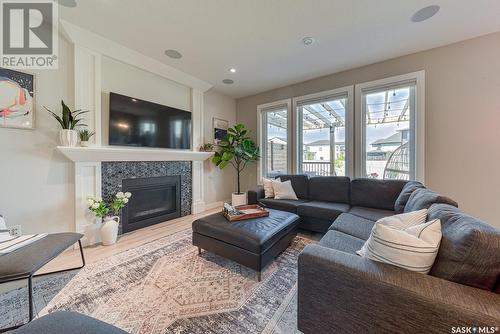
[101,161,192,235]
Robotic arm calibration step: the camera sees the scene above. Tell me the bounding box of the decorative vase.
[80,140,89,147]
[100,216,119,246]
[231,192,247,207]
[59,129,78,147]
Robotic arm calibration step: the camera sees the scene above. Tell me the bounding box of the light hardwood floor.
[38,207,222,275]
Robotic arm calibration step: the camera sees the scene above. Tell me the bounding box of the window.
[257,99,292,180]
[355,71,425,181]
[256,72,424,184]
[294,87,353,177]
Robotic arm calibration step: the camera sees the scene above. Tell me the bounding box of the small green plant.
[200,143,214,151]
[87,192,132,219]
[44,100,88,129]
[79,129,95,141]
[212,124,259,194]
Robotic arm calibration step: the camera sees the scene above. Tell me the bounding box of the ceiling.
[59,0,500,98]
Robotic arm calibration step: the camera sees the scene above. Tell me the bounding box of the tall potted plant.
[212,123,259,206]
[45,100,88,147]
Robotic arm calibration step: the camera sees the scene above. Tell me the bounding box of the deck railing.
[302,161,332,176]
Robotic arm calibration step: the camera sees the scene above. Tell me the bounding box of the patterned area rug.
[0,229,311,333]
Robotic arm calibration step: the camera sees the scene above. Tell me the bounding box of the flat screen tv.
[109,92,191,149]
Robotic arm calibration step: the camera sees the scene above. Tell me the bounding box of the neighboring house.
[304,139,345,161]
[368,129,409,160]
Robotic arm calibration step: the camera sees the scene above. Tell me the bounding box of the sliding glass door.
[296,89,351,177]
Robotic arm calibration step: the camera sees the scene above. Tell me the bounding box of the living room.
[0,1,499,333]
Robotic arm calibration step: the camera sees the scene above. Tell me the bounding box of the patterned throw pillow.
[358,209,442,274]
[262,178,275,198]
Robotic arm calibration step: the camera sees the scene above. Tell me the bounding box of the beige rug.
[32,229,311,333]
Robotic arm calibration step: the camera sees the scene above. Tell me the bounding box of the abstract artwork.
[0,68,35,129]
[213,117,228,143]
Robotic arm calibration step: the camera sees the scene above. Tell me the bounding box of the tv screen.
[109,92,191,149]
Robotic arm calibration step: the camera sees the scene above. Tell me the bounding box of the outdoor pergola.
[266,91,411,178]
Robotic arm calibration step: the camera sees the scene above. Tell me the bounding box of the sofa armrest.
[298,244,500,334]
[247,186,265,204]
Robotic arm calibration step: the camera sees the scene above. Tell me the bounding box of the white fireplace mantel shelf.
[57,146,214,162]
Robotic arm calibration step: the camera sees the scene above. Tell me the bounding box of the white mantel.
[57,146,214,162]
[60,21,213,246]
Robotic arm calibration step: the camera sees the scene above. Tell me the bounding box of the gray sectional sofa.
[248,175,500,333]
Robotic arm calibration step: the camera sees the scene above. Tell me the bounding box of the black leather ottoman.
[192,208,300,281]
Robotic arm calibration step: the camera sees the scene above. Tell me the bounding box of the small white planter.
[231,192,247,207]
[100,216,119,246]
[80,140,89,147]
[59,129,78,147]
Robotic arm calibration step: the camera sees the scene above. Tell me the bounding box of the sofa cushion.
[319,230,365,255]
[404,188,458,213]
[348,206,395,222]
[308,176,350,204]
[276,174,309,199]
[428,204,500,291]
[297,201,350,221]
[350,179,407,211]
[394,181,425,213]
[259,198,309,213]
[329,213,375,240]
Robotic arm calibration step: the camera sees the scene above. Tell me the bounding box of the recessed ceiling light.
[411,5,440,22]
[302,37,315,46]
[229,68,237,73]
[222,79,234,85]
[164,49,183,59]
[58,0,77,7]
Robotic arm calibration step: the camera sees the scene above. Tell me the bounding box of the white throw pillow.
[262,178,275,198]
[272,180,298,200]
[357,209,442,274]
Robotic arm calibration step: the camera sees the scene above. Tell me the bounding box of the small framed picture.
[0,67,35,129]
[213,117,229,143]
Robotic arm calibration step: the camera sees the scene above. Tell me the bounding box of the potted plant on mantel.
[87,192,132,246]
[212,123,260,206]
[45,100,88,147]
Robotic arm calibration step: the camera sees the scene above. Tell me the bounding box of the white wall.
[101,56,191,145]
[203,89,237,206]
[0,36,74,234]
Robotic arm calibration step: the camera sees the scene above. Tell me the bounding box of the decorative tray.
[223,204,269,222]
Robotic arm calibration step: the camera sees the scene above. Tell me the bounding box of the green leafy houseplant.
[212,124,259,194]
[44,100,88,129]
[79,129,95,141]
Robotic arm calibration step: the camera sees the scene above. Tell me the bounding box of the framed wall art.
[213,117,228,143]
[0,67,35,129]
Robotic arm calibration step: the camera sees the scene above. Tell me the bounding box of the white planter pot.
[100,216,119,246]
[59,129,78,147]
[80,140,89,147]
[231,192,247,207]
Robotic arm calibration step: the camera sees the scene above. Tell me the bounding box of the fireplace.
[101,161,192,235]
[121,176,181,233]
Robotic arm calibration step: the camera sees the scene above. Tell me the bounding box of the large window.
[356,72,424,181]
[295,87,353,177]
[257,100,291,179]
[257,71,424,184]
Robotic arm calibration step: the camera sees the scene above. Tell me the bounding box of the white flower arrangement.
[87,191,132,219]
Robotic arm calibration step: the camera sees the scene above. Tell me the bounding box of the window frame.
[256,98,292,183]
[292,86,354,177]
[354,71,425,182]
